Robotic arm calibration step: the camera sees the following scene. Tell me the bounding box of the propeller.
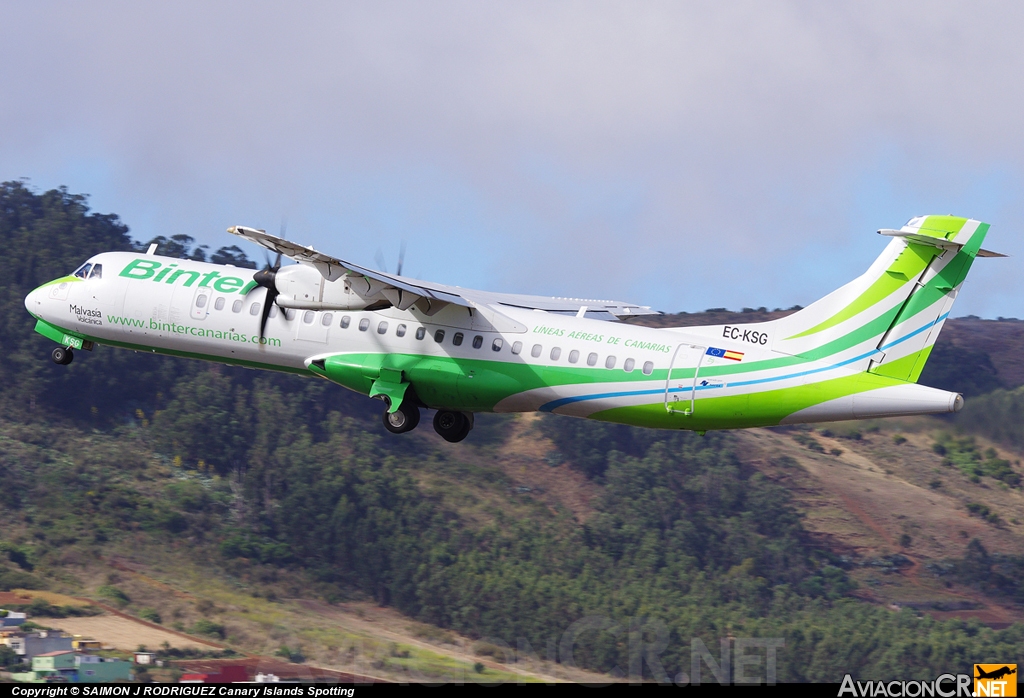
[246,250,283,339]
[374,241,408,277]
[396,240,407,277]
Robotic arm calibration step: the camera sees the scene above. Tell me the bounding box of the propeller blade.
[375,249,388,274]
[259,287,279,340]
[396,241,407,277]
[247,245,284,335]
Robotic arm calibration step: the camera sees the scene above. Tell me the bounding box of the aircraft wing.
[227,226,659,319]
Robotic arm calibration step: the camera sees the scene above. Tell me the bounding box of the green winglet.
[369,369,410,413]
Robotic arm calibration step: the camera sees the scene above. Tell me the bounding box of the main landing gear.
[433,410,473,443]
[51,347,74,365]
[379,404,474,443]
[381,402,421,434]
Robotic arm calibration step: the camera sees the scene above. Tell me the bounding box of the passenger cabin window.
[472,335,483,349]
[378,321,388,334]
[434,329,445,343]
[605,355,616,369]
[623,358,635,372]
[396,324,407,337]
[531,344,542,358]
[250,303,261,316]
[341,315,351,329]
[214,297,225,311]
[511,341,522,355]
[358,318,370,331]
[232,300,243,313]
[303,311,315,324]
[73,263,92,279]
[322,313,333,326]
[89,264,103,279]
[587,352,598,366]
[269,306,279,318]
[568,350,579,364]
[415,327,426,340]
[642,361,654,375]
[492,338,503,352]
[550,347,561,360]
[453,332,464,346]
[285,309,296,321]
[196,294,208,308]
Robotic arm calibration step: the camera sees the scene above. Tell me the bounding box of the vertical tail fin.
[868,218,990,382]
[771,216,997,382]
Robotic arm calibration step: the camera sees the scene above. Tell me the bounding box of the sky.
[2,1,1023,317]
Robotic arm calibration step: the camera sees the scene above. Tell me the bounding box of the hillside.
[2,181,1023,683]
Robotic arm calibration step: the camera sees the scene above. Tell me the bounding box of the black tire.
[433,410,472,443]
[52,347,73,365]
[382,403,420,434]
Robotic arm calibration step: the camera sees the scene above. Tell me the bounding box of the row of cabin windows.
[196,295,262,315]
[190,300,657,373]
[527,344,653,374]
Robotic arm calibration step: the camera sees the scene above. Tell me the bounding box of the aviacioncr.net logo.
[839,674,973,697]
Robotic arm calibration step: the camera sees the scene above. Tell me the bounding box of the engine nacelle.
[273,264,384,310]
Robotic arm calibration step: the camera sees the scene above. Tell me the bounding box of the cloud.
[1,1,1022,315]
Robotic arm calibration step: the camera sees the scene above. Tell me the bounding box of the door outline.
[665,343,706,415]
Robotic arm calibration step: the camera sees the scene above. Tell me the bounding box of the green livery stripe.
[316,351,674,411]
[698,302,901,381]
[787,242,936,339]
[871,347,931,383]
[914,215,969,241]
[786,216,970,341]
[37,275,82,289]
[589,371,906,431]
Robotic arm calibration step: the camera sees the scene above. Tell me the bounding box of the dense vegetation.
[1,181,1022,681]
[956,386,1024,450]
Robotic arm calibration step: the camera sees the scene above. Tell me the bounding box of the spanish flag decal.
[706,347,744,362]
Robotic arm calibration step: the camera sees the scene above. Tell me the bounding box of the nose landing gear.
[433,410,473,443]
[51,347,74,365]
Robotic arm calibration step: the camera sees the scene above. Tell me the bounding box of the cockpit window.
[89,264,102,279]
[73,263,92,279]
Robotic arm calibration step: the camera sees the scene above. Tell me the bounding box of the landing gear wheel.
[51,347,73,365]
[433,410,473,443]
[382,403,420,434]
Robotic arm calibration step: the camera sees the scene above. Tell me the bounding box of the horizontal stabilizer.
[878,229,1007,258]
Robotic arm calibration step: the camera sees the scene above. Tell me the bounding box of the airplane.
[24,215,1004,443]
[975,666,1016,681]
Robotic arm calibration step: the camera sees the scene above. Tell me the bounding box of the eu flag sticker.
[706,347,744,362]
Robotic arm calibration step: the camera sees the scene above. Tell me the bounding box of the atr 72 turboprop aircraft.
[25,215,1003,443]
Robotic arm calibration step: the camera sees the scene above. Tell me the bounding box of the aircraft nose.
[24,282,54,317]
[25,285,43,314]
